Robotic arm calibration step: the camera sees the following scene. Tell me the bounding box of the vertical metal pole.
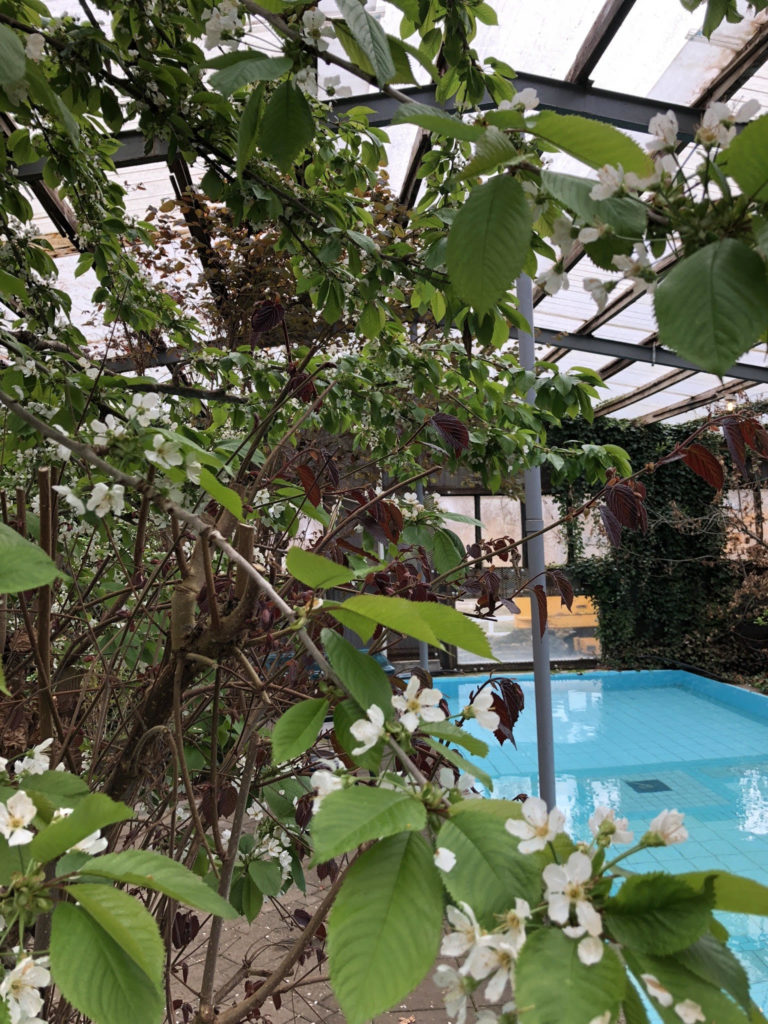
[516,274,557,810]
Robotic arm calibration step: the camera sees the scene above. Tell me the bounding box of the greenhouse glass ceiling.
[22,0,768,424]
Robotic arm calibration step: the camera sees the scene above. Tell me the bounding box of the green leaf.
[531,110,653,176]
[722,113,768,199]
[311,787,426,863]
[321,629,393,716]
[0,833,29,885]
[333,698,384,771]
[390,101,484,141]
[0,268,29,301]
[431,527,466,576]
[0,26,27,88]
[210,54,291,95]
[328,832,443,1024]
[461,126,523,179]
[517,929,626,1024]
[248,858,283,896]
[435,800,541,924]
[237,85,263,174]
[337,0,396,85]
[198,467,243,520]
[64,884,163,986]
[258,81,314,171]
[654,239,768,376]
[410,601,495,660]
[625,950,751,1024]
[286,547,356,588]
[421,720,489,758]
[424,736,493,791]
[77,850,237,918]
[29,793,132,863]
[678,870,768,915]
[447,175,532,316]
[271,697,328,763]
[623,977,651,1024]
[0,522,63,593]
[21,769,90,809]
[674,932,750,1012]
[327,604,377,643]
[604,873,713,955]
[51,899,163,1024]
[542,170,647,238]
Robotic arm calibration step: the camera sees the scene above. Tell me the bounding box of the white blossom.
[0,791,37,846]
[464,689,500,732]
[301,9,335,52]
[433,964,469,1024]
[146,434,183,470]
[204,0,241,49]
[126,392,161,427]
[590,164,624,200]
[500,898,530,953]
[537,265,569,296]
[25,33,45,62]
[588,806,633,846]
[641,973,674,1007]
[647,110,678,153]
[47,425,71,462]
[542,851,602,937]
[645,808,688,846]
[349,704,385,755]
[391,675,445,733]
[577,225,605,245]
[185,453,202,484]
[310,768,343,812]
[434,847,457,872]
[612,242,656,293]
[462,935,517,1003]
[17,738,54,776]
[513,87,539,110]
[588,1013,611,1024]
[0,955,50,1022]
[294,67,318,98]
[90,414,126,440]
[551,216,575,254]
[735,98,760,122]
[505,796,565,854]
[577,935,604,965]
[52,484,86,517]
[675,999,705,1024]
[321,74,353,99]
[86,482,125,518]
[583,276,611,311]
[441,902,483,958]
[697,102,737,148]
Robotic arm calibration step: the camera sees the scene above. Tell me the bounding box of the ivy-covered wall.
[548,419,765,678]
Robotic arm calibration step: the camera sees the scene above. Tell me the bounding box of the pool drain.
[625,779,671,793]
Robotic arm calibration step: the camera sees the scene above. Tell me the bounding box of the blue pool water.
[436,669,768,1010]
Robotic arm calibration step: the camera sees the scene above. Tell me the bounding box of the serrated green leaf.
[461,126,523,179]
[626,950,751,1024]
[0,522,63,593]
[51,900,163,1024]
[248,858,283,896]
[541,169,647,237]
[654,239,768,376]
[678,870,768,915]
[328,833,442,1024]
[198,467,243,520]
[321,629,393,715]
[390,101,484,141]
[722,113,768,199]
[435,800,540,925]
[286,547,356,588]
[675,932,750,1011]
[604,873,713,955]
[271,697,328,763]
[447,175,532,316]
[237,85,263,174]
[210,54,291,95]
[327,605,376,643]
[411,601,495,660]
[421,720,489,758]
[623,977,651,1024]
[241,874,264,921]
[21,769,90,808]
[29,793,132,863]
[312,787,426,864]
[431,527,465,576]
[0,268,29,301]
[258,81,314,171]
[517,929,626,1024]
[0,26,27,88]
[531,110,653,176]
[337,0,395,85]
[423,737,493,792]
[77,850,237,917]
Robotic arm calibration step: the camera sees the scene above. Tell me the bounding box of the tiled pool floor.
[436,670,768,1010]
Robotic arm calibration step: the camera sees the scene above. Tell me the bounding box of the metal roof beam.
[635,379,757,424]
[696,19,768,106]
[594,367,695,416]
[565,0,638,86]
[531,327,768,384]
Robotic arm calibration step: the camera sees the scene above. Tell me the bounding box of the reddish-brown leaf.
[430,412,470,453]
[599,504,622,548]
[500,597,522,615]
[548,568,574,611]
[251,300,285,336]
[681,443,724,492]
[722,417,748,477]
[533,584,548,637]
[605,482,642,529]
[741,417,768,458]
[297,464,321,507]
